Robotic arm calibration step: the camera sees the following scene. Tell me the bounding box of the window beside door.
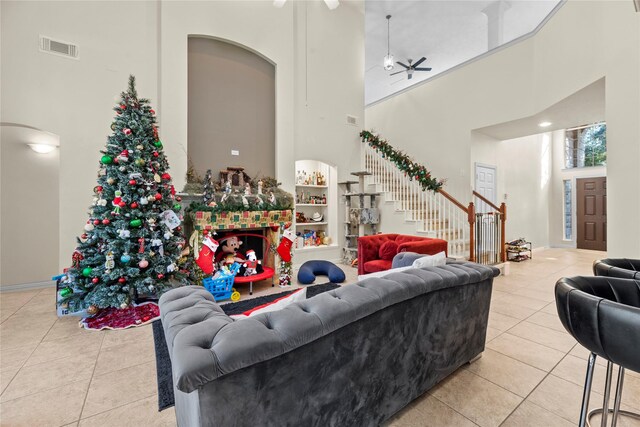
[565,123,606,169]
[563,179,572,240]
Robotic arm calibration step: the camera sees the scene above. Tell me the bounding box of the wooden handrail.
[438,189,468,213]
[472,191,500,211]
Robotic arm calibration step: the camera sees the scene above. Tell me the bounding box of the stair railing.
[363,144,476,261]
[472,191,507,263]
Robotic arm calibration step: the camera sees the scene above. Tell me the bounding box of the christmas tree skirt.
[81,301,159,331]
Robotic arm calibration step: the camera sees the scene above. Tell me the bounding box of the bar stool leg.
[611,367,625,427]
[580,353,597,427]
[601,361,614,427]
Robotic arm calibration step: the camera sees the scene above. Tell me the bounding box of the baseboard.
[0,280,55,292]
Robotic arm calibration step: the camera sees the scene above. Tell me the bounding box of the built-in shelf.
[296,222,327,226]
[295,184,328,188]
[296,203,327,207]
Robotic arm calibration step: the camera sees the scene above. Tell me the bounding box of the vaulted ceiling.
[365,0,562,105]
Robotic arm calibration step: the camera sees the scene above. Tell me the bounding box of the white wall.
[1,125,59,287]
[366,0,640,257]
[1,1,159,274]
[1,1,365,280]
[472,132,552,249]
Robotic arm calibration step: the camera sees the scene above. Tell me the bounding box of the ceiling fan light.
[384,54,395,71]
[324,0,340,10]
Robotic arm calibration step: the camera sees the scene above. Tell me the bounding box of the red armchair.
[357,234,448,275]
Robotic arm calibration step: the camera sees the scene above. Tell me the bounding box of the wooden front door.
[576,177,607,251]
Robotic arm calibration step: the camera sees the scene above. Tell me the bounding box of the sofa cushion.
[364,259,392,273]
[379,241,399,261]
[230,288,307,319]
[412,252,447,268]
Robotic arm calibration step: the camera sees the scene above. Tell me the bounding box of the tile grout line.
[75,390,159,425]
[0,290,43,325]
[76,332,107,423]
[426,392,481,426]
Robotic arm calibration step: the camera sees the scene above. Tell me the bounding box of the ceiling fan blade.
[412,57,427,68]
[414,67,432,71]
[396,62,410,69]
[389,70,406,76]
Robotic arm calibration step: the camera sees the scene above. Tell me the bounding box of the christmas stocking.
[277,225,295,262]
[196,236,219,275]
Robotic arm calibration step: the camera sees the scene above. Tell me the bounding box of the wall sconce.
[28,143,57,154]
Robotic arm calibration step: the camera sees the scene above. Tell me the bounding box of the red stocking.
[196,236,219,275]
[277,238,293,262]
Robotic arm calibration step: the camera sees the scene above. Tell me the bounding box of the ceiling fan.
[390,57,432,80]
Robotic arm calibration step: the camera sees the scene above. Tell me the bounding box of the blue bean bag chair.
[298,260,346,285]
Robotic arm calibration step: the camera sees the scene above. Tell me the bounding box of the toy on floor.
[203,262,241,302]
[243,249,262,276]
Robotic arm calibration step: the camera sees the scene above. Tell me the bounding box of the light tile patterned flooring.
[1,248,639,426]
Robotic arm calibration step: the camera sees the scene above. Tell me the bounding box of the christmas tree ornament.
[120,302,128,309]
[129,219,142,228]
[111,190,123,215]
[157,273,165,279]
[82,267,93,277]
[164,230,173,240]
[120,254,131,264]
[152,151,159,158]
[60,287,73,297]
[138,259,149,269]
[107,177,116,185]
[81,233,88,239]
[118,277,126,283]
[154,140,163,148]
[147,195,155,202]
[119,166,126,172]
[128,179,136,185]
[120,104,126,110]
[138,237,145,253]
[92,277,99,284]
[111,123,116,131]
[87,305,99,315]
[176,196,182,202]
[130,202,138,209]
[84,222,94,232]
[161,173,171,180]
[150,109,155,115]
[135,158,145,166]
[94,186,103,193]
[117,150,129,162]
[173,203,181,212]
[154,173,161,183]
[93,219,101,226]
[139,196,148,206]
[117,228,130,239]
[102,218,110,225]
[136,144,144,151]
[154,193,162,201]
[101,155,113,164]
[105,251,115,271]
[123,128,132,136]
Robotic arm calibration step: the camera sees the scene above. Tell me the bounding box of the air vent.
[346,115,358,126]
[39,36,79,59]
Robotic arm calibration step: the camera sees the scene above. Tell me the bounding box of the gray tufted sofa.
[159,262,499,427]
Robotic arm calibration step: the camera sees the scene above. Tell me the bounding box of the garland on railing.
[360,130,444,192]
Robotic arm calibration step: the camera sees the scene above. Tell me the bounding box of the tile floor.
[1,248,639,426]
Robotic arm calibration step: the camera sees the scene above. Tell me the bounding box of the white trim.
[0,280,55,292]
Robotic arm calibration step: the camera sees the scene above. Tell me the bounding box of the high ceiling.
[365,0,562,105]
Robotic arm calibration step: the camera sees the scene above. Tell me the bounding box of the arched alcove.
[187,36,276,181]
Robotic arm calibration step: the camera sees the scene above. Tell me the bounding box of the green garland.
[360,130,444,192]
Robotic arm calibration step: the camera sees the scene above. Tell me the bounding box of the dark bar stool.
[555,276,640,427]
[593,258,640,279]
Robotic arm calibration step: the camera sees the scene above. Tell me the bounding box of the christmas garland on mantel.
[360,130,444,192]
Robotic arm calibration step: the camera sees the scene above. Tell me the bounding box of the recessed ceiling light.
[28,143,56,154]
[538,121,552,128]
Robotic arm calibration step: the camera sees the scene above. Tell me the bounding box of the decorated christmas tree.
[58,75,188,315]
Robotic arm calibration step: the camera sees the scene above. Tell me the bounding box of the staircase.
[362,144,472,259]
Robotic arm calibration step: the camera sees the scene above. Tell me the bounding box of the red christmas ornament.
[170,185,176,196]
[138,237,145,253]
[120,104,126,110]
[123,128,132,136]
[150,109,155,115]
[129,179,136,185]
[92,277,99,284]
[176,196,182,202]
[130,202,138,209]
[102,218,110,225]
[154,193,162,201]
[118,277,126,283]
[157,274,164,280]
[161,173,171,180]
[202,230,209,236]
[81,233,88,239]
[93,219,101,226]
[153,151,159,158]
[95,186,103,193]
[118,201,126,207]
[176,226,182,232]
